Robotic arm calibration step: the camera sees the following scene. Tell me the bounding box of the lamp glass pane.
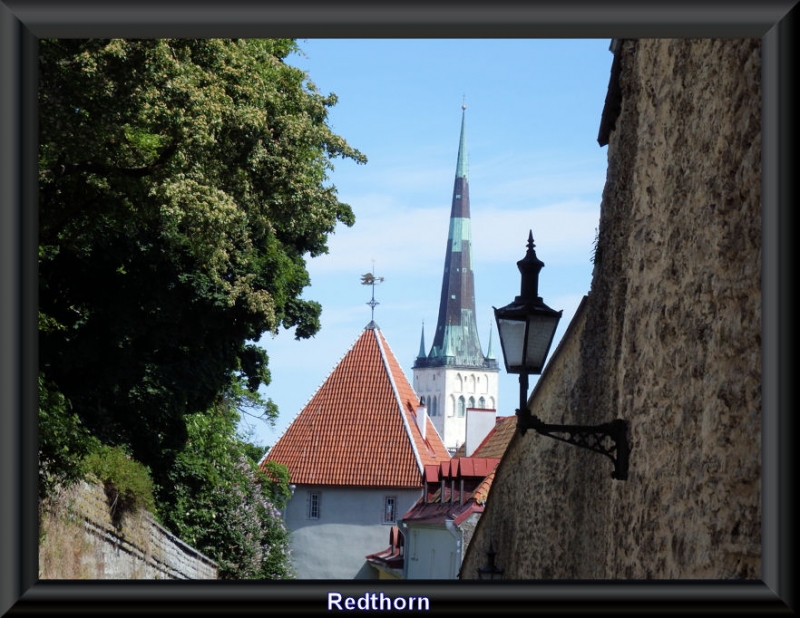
[497,318,526,368]
[524,314,560,370]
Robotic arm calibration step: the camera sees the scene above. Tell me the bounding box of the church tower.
[413,104,499,453]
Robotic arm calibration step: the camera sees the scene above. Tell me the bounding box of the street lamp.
[493,231,630,481]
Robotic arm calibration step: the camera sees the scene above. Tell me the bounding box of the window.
[457,396,466,418]
[384,496,397,523]
[308,492,320,520]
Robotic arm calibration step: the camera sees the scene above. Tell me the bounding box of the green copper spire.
[443,321,455,358]
[417,322,426,359]
[455,102,468,180]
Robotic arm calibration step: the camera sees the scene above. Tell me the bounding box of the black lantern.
[493,231,563,377]
[493,231,562,422]
[494,231,630,481]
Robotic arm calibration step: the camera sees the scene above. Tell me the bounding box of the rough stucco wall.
[462,300,588,579]
[462,38,761,580]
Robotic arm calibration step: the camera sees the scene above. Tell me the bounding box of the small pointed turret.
[417,322,427,360]
[486,323,496,360]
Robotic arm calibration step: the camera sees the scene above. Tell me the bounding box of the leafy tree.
[161,401,294,579]
[37,372,98,502]
[37,39,365,496]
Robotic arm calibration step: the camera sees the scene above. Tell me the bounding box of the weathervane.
[360,261,385,321]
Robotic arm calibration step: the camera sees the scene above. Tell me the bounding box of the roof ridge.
[373,328,425,476]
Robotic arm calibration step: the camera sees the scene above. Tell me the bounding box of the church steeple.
[414,104,496,371]
[411,103,499,454]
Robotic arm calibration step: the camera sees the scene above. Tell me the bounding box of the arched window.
[468,396,475,409]
[478,396,486,408]
[457,396,466,418]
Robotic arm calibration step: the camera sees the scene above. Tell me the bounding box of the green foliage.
[160,403,294,579]
[37,38,365,493]
[38,373,98,501]
[37,37,353,579]
[257,460,292,510]
[84,444,156,517]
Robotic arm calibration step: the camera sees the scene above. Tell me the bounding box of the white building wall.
[283,485,420,579]
[403,524,461,579]
[413,366,499,453]
[465,408,498,457]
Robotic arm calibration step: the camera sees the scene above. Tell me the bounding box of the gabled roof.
[261,322,450,488]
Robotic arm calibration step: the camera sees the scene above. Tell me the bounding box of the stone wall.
[39,480,218,580]
[461,38,761,580]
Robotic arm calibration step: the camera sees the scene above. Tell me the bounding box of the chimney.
[416,400,427,439]
[465,407,497,457]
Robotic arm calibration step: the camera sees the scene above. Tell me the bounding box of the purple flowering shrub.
[160,407,295,579]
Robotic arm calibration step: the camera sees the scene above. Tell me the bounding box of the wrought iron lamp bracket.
[476,546,504,580]
[518,412,630,481]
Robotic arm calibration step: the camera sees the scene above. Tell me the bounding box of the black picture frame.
[2,1,795,615]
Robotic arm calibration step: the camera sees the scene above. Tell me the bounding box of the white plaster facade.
[400,514,481,579]
[413,366,498,453]
[283,485,421,579]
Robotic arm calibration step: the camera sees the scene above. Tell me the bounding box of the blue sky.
[241,38,615,450]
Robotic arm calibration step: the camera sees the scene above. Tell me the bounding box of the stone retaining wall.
[40,480,218,580]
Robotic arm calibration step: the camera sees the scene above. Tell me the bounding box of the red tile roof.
[401,458,501,526]
[471,470,496,505]
[366,525,405,571]
[261,323,451,488]
[400,417,517,525]
[453,415,517,459]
